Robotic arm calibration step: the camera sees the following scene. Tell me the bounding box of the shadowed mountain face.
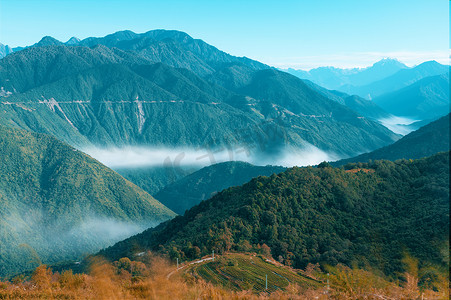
[0,42,399,159]
[154,161,286,214]
[333,114,450,166]
[0,125,175,277]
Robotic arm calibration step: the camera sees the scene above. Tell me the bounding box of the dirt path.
[166,256,215,279]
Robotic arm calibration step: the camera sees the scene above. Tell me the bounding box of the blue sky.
[0,0,448,69]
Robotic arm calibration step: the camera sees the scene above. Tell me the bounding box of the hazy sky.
[0,0,448,69]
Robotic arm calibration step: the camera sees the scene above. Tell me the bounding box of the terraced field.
[182,253,322,293]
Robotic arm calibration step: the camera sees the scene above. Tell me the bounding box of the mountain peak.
[413,60,448,73]
[0,42,13,58]
[372,58,407,69]
[105,30,138,41]
[142,29,192,42]
[35,36,63,46]
[417,60,441,67]
[65,36,80,45]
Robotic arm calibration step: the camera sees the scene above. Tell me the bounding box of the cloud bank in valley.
[83,144,338,169]
[378,116,419,135]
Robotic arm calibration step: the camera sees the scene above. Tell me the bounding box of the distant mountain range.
[0,125,175,277]
[343,61,449,99]
[333,114,450,166]
[286,59,449,126]
[285,58,408,91]
[0,30,399,159]
[286,59,448,100]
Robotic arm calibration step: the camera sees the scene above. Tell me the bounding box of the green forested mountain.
[0,44,399,157]
[333,114,450,166]
[0,46,280,149]
[211,67,399,155]
[373,74,449,120]
[0,125,175,277]
[154,161,286,214]
[100,152,449,279]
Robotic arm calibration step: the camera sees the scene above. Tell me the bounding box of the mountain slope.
[154,161,286,214]
[301,79,391,120]
[373,74,450,119]
[100,153,449,278]
[0,44,152,94]
[0,125,175,277]
[229,68,400,155]
[0,47,280,150]
[332,114,450,166]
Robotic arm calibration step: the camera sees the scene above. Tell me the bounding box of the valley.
[0,11,449,298]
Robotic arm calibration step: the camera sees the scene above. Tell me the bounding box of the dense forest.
[101,152,449,283]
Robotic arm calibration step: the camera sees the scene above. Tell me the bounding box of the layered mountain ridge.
[0,37,399,158]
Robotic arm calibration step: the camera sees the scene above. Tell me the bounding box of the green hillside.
[100,152,449,280]
[154,161,286,214]
[0,125,175,277]
[182,253,321,293]
[333,114,450,166]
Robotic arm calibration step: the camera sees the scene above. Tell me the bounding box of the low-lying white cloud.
[379,116,419,135]
[83,144,337,169]
[3,208,157,266]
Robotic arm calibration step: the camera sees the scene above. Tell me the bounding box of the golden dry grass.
[0,253,448,300]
